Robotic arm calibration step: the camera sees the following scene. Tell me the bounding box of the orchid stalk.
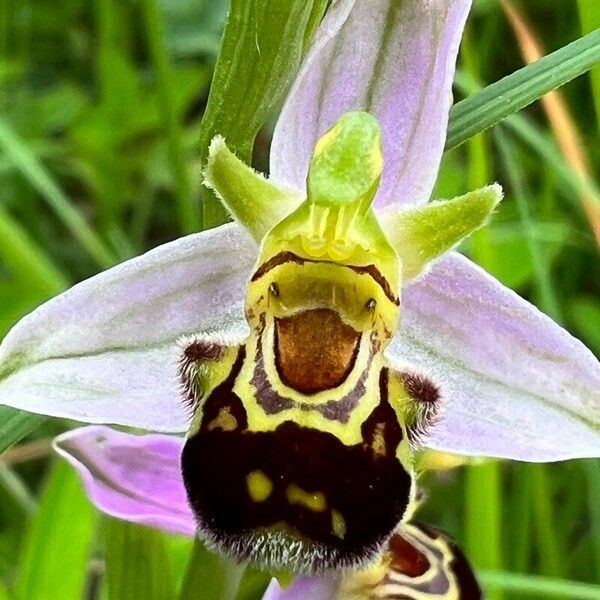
[1,0,600,598]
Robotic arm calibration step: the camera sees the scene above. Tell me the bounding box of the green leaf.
[179,539,244,600]
[447,29,600,151]
[105,519,176,600]
[381,184,503,281]
[0,117,116,268]
[199,0,328,227]
[204,136,302,240]
[577,1,600,136]
[479,571,600,600]
[0,406,45,455]
[13,461,97,600]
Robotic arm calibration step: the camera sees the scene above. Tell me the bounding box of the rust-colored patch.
[275,309,360,394]
[388,532,430,577]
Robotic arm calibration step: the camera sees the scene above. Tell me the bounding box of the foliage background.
[0,0,599,598]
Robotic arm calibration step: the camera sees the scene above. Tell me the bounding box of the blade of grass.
[0,461,36,516]
[13,460,97,600]
[199,0,328,227]
[140,0,200,234]
[0,407,45,455]
[0,207,70,295]
[105,519,175,600]
[0,117,116,268]
[583,460,600,578]
[502,0,600,245]
[447,28,600,151]
[577,0,600,134]
[509,464,533,573]
[93,0,129,238]
[480,571,600,599]
[494,129,562,321]
[530,466,564,579]
[455,71,600,215]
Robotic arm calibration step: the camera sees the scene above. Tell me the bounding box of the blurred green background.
[0,0,599,598]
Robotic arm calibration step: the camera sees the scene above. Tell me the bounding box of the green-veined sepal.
[381,184,503,281]
[203,136,303,241]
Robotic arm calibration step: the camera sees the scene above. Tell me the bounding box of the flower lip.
[182,418,412,573]
[274,309,361,394]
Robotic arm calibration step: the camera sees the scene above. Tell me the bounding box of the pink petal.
[54,426,196,536]
[0,224,253,431]
[389,253,600,461]
[270,0,471,208]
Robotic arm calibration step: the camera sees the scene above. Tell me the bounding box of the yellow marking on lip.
[206,407,238,432]
[371,422,387,456]
[246,470,273,502]
[286,484,326,512]
[331,510,347,539]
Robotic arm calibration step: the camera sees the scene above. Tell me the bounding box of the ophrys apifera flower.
[54,425,484,598]
[1,0,600,582]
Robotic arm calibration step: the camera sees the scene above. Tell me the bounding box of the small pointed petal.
[262,577,337,600]
[270,0,472,207]
[389,253,600,461]
[0,224,253,431]
[204,136,303,241]
[54,426,196,536]
[381,184,503,281]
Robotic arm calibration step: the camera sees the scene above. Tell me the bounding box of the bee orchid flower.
[54,425,483,599]
[2,0,600,587]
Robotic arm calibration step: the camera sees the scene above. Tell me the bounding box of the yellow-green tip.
[307,111,383,212]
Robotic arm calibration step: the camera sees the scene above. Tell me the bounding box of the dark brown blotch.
[401,371,440,405]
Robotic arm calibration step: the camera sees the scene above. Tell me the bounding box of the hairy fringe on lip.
[199,527,389,575]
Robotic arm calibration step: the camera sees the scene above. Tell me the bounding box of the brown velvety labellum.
[275,308,360,394]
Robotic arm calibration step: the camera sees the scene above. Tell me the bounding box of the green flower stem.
[584,460,600,579]
[179,539,244,600]
[447,28,600,151]
[530,466,564,579]
[465,463,503,600]
[510,464,534,573]
[0,118,116,268]
[105,519,176,600]
[479,571,600,600]
[140,0,201,234]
